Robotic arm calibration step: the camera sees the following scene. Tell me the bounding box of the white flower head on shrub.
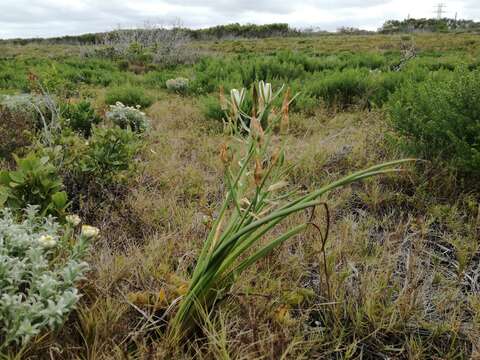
[106,101,149,133]
[37,234,57,248]
[0,206,90,349]
[66,214,81,227]
[166,77,189,94]
[81,225,100,239]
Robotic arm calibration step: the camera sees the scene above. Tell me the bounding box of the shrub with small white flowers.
[106,102,149,133]
[165,77,189,94]
[0,206,93,349]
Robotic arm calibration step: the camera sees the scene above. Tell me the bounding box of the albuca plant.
[0,206,94,349]
[106,102,149,133]
[169,81,412,340]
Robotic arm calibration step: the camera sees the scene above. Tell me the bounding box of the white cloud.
[0,0,478,38]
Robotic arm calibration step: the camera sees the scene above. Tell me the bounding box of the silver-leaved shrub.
[165,77,189,94]
[0,206,90,349]
[0,94,45,114]
[106,101,149,133]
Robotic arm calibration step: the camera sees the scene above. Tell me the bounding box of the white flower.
[230,88,245,110]
[38,235,57,248]
[66,215,81,227]
[258,81,273,104]
[81,225,100,239]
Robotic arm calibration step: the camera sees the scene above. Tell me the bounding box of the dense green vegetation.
[1,32,480,358]
[388,67,480,175]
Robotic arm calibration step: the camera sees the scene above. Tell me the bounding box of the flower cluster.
[106,102,149,133]
[0,207,92,348]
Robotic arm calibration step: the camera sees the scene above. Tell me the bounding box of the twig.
[307,203,331,299]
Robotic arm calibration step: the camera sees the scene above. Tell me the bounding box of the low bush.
[105,86,153,108]
[305,69,373,108]
[0,154,68,217]
[0,58,124,93]
[0,206,92,349]
[61,100,102,137]
[143,70,179,88]
[388,68,480,174]
[106,102,149,133]
[165,77,189,94]
[78,126,142,182]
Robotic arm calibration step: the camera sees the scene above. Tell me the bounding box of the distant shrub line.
[2,23,299,45]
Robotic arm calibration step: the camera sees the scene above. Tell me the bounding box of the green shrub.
[0,154,68,217]
[0,58,123,93]
[0,206,92,349]
[37,66,77,98]
[290,89,318,113]
[388,68,480,174]
[305,69,373,108]
[143,70,179,88]
[78,126,142,182]
[105,86,153,108]
[106,102,149,133]
[368,72,404,106]
[61,100,102,137]
[349,52,387,69]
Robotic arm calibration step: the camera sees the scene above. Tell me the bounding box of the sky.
[1,0,479,39]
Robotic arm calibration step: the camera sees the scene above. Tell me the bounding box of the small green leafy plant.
[79,126,142,182]
[61,100,102,137]
[169,81,411,340]
[0,154,68,217]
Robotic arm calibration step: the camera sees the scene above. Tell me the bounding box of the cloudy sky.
[1,0,479,39]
